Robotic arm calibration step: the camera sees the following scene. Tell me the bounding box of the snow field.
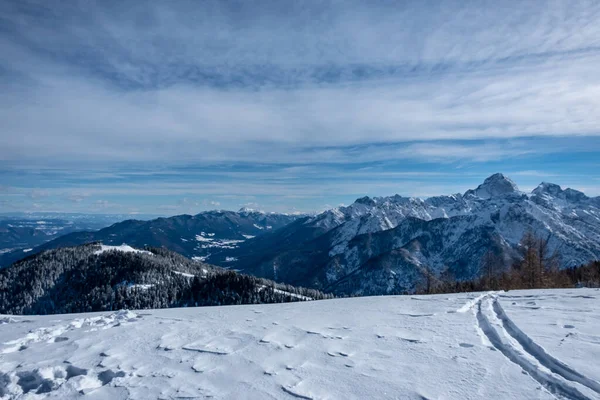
[0,289,598,399]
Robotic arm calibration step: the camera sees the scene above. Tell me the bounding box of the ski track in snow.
[1,289,598,399]
[474,294,600,400]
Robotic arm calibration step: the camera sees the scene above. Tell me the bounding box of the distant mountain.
[221,174,600,295]
[0,209,302,268]
[0,213,142,255]
[0,243,331,315]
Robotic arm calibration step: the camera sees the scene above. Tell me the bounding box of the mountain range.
[219,174,600,295]
[0,209,301,268]
[2,174,599,296]
[0,213,150,256]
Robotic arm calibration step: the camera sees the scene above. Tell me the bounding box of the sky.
[1,0,600,215]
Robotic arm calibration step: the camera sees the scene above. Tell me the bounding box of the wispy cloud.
[1,0,599,212]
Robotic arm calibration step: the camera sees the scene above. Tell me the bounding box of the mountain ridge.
[0,209,303,268]
[221,174,600,295]
[3,174,599,297]
[0,242,331,315]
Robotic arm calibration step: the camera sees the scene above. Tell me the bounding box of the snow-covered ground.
[93,245,152,256]
[1,289,599,399]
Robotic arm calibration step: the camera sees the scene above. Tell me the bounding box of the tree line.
[415,231,600,295]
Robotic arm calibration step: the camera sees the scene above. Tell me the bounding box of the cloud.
[28,189,50,199]
[2,1,600,168]
[2,1,600,213]
[65,192,91,203]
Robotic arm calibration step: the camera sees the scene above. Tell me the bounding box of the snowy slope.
[1,288,599,399]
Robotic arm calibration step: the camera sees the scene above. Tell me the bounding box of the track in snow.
[493,300,600,396]
[475,295,596,400]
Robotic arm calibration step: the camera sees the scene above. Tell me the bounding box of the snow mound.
[0,316,18,324]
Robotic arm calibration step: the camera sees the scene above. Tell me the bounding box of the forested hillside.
[0,243,332,315]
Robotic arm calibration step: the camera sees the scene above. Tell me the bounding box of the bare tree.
[519,231,542,288]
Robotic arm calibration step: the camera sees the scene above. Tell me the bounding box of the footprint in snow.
[563,324,575,329]
[399,337,422,344]
[397,313,435,318]
[459,343,474,348]
[327,350,350,358]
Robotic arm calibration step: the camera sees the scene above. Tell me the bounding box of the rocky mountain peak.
[532,182,563,197]
[532,182,588,203]
[465,173,519,199]
[466,173,519,199]
[354,196,376,206]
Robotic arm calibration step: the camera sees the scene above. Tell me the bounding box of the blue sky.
[1,0,600,215]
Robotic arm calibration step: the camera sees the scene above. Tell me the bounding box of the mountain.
[5,174,599,297]
[0,209,302,268]
[221,174,600,295]
[0,243,331,315]
[0,213,144,255]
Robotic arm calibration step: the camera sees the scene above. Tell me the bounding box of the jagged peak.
[465,173,519,199]
[532,182,588,202]
[354,196,376,206]
[532,182,563,196]
[564,188,588,202]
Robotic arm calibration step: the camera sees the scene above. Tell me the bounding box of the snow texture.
[93,245,152,256]
[1,289,599,399]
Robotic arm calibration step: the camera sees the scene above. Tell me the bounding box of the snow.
[253,224,264,230]
[224,257,238,262]
[1,289,599,399]
[242,234,255,239]
[272,289,313,301]
[93,244,152,256]
[127,284,153,290]
[22,248,32,253]
[173,270,195,278]
[197,239,244,250]
[456,291,497,313]
[195,235,214,242]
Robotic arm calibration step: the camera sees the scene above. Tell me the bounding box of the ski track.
[475,295,595,400]
[493,300,600,396]
[456,291,497,313]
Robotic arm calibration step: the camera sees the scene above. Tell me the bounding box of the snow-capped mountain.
[4,174,599,296]
[227,174,600,295]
